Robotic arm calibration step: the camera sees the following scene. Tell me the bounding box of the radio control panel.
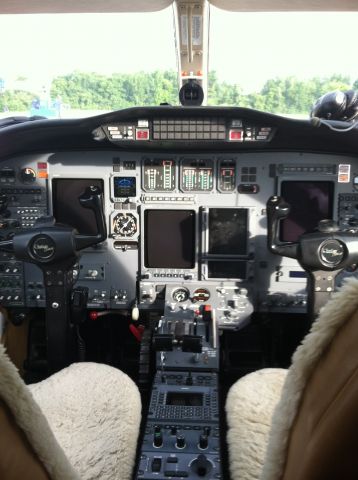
[137,370,221,480]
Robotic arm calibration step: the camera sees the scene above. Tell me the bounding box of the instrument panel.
[1,149,358,327]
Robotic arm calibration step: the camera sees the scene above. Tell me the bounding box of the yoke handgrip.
[266,196,298,259]
[74,185,107,250]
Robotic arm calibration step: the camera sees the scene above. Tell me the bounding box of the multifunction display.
[208,208,248,256]
[280,181,334,242]
[144,209,196,269]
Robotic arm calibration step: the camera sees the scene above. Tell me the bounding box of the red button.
[136,128,149,140]
[229,129,243,141]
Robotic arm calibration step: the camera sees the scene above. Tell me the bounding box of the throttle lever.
[75,185,107,250]
[266,196,298,259]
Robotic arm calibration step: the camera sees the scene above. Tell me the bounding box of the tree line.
[1,70,357,114]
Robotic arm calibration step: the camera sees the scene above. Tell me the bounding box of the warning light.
[136,128,149,140]
[229,129,243,142]
[37,162,48,170]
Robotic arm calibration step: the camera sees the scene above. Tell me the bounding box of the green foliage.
[0,89,34,111]
[50,70,179,109]
[2,71,357,115]
[249,75,350,114]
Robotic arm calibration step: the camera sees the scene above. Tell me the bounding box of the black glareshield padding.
[311,90,358,121]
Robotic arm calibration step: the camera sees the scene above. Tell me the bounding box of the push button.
[166,456,178,463]
[151,458,162,473]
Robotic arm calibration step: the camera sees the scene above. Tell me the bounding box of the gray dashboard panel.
[0,150,357,320]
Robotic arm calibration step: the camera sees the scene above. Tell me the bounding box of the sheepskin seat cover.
[0,342,141,480]
[226,277,358,480]
[226,368,287,480]
[29,362,141,480]
[0,343,78,480]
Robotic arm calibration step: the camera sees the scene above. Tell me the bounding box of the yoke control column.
[267,195,358,317]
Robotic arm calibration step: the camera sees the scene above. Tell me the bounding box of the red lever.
[129,324,145,342]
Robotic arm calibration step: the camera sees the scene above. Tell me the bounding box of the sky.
[0,7,358,95]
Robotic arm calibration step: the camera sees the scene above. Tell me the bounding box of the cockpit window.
[1,7,358,118]
[0,9,177,119]
[209,8,358,116]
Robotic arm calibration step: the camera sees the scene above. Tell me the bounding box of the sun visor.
[0,0,174,14]
[209,0,358,11]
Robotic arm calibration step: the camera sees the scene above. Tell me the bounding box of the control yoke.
[0,185,106,264]
[267,195,358,317]
[266,196,298,260]
[0,185,107,373]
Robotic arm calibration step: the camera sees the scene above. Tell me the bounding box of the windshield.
[0,7,357,119]
[209,8,358,116]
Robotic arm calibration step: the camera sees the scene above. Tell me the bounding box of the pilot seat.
[0,349,141,480]
[226,277,358,480]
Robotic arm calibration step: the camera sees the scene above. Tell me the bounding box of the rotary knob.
[191,454,212,477]
[199,434,208,450]
[176,434,186,449]
[153,430,163,448]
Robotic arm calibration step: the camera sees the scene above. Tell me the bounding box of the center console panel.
[137,373,220,479]
[135,297,222,479]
